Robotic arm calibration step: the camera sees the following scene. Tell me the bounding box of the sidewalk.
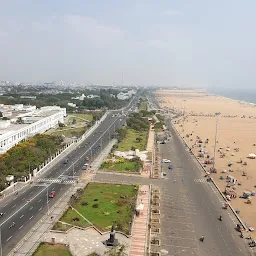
[141,125,155,178]
[130,185,150,256]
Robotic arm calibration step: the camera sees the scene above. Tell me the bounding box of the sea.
[207,88,256,104]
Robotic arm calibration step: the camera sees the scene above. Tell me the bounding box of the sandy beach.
[156,89,256,232]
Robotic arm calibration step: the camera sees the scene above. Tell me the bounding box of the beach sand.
[156,89,256,231]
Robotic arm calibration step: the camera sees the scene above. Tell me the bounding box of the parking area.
[160,189,201,256]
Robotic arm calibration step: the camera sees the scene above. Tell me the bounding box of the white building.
[68,103,76,108]
[0,105,66,154]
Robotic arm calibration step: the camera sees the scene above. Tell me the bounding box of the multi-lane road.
[158,118,251,256]
[0,97,139,255]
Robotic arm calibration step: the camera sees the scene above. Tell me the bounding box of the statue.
[104,224,118,246]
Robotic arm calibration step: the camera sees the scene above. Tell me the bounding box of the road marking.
[161,243,198,250]
[20,215,24,219]
[12,204,16,208]
[0,115,121,227]
[6,236,12,242]
[39,207,42,211]
[38,199,41,203]
[60,188,63,191]
[29,215,33,220]
[52,187,55,190]
[3,204,7,208]
[164,235,196,241]
[29,206,33,210]
[19,225,23,230]
[29,191,33,195]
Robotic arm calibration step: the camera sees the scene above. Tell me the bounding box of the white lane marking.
[19,225,23,230]
[29,206,33,210]
[6,236,12,242]
[52,187,55,191]
[47,200,50,203]
[38,199,41,203]
[3,204,7,208]
[20,215,24,219]
[39,207,42,211]
[60,188,63,191]
[29,215,33,220]
[12,204,16,209]
[0,115,119,227]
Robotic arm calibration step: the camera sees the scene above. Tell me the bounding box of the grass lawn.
[55,183,137,234]
[71,113,93,121]
[52,127,86,138]
[101,159,142,173]
[33,243,72,256]
[139,101,148,111]
[117,129,147,151]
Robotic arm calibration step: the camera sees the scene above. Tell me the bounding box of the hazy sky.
[1,0,256,88]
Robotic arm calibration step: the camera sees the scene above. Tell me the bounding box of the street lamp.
[213,112,221,169]
[0,226,2,256]
[46,186,49,215]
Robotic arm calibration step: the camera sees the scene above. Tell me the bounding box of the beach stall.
[248,153,256,159]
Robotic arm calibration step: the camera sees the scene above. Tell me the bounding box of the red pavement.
[130,185,150,256]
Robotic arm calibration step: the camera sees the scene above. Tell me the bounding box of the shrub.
[92,203,99,208]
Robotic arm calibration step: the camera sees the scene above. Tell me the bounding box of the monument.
[104,224,118,246]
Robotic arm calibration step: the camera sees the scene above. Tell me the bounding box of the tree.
[104,243,128,256]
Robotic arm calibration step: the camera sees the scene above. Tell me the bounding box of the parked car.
[82,163,89,170]
[49,191,56,198]
[162,159,171,163]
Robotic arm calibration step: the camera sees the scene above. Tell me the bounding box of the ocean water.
[207,88,256,104]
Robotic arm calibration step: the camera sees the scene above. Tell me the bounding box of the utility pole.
[46,186,49,215]
[0,226,2,256]
[213,112,221,169]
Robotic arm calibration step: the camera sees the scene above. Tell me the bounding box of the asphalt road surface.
[93,116,252,256]
[0,96,139,255]
[158,118,251,256]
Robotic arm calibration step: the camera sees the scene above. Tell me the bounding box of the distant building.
[68,103,76,108]
[0,105,66,154]
[20,96,37,99]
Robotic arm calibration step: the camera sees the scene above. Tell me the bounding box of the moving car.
[49,191,56,198]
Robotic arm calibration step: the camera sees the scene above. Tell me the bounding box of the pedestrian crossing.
[194,178,208,183]
[35,178,77,184]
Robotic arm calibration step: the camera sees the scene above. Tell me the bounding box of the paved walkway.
[141,125,155,178]
[130,185,150,256]
[43,227,129,256]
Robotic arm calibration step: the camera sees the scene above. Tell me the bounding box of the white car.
[161,159,171,163]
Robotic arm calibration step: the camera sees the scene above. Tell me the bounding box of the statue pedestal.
[104,225,118,247]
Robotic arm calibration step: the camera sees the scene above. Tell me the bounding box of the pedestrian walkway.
[130,185,150,256]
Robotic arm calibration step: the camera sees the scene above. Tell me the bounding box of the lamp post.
[46,186,49,215]
[213,112,221,169]
[0,226,2,256]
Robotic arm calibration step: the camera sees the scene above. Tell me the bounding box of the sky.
[0,0,256,88]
